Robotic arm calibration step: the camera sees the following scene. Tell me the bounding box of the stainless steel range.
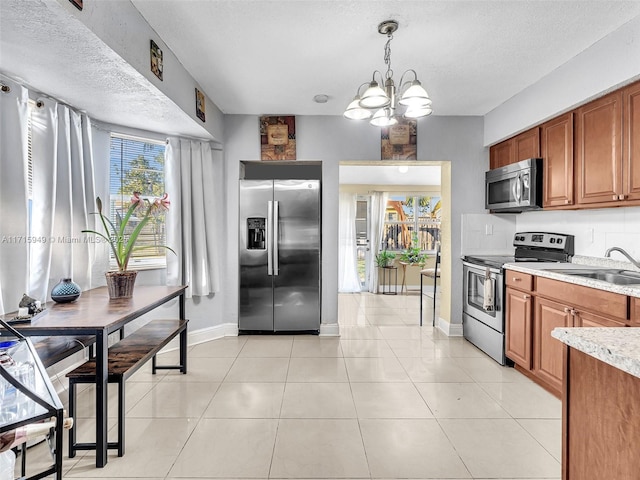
[461,232,575,365]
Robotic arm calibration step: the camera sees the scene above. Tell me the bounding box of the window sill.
[109,258,167,271]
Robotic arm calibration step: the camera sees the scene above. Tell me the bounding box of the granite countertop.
[552,327,640,379]
[504,255,640,298]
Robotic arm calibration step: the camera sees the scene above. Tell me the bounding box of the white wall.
[223,115,486,329]
[484,15,640,145]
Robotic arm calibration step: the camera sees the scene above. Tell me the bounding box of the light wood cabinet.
[564,348,640,480]
[504,268,634,398]
[623,81,640,201]
[489,140,513,170]
[541,113,574,207]
[534,297,572,393]
[575,91,623,205]
[573,309,627,328]
[489,128,540,170]
[506,287,533,369]
[631,297,640,327]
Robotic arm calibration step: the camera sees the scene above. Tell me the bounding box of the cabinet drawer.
[536,277,628,320]
[632,297,640,327]
[506,271,533,291]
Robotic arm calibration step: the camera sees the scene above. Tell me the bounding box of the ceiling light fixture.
[344,20,433,126]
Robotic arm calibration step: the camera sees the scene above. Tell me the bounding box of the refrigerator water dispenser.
[247,218,266,250]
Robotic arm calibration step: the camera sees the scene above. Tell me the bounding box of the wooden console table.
[0,285,187,468]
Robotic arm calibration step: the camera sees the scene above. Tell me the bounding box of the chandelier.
[343,20,433,127]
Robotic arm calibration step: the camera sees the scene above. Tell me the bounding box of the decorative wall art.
[381,119,417,160]
[260,116,296,161]
[195,88,205,122]
[150,40,163,81]
[68,0,83,10]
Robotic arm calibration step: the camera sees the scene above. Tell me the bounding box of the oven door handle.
[462,261,503,276]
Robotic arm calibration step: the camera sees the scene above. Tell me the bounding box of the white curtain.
[338,192,361,293]
[165,138,220,298]
[0,76,29,314]
[367,191,389,293]
[28,100,97,300]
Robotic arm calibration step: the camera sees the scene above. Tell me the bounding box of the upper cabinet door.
[575,91,623,205]
[489,140,514,170]
[623,81,640,201]
[542,113,574,207]
[514,127,540,161]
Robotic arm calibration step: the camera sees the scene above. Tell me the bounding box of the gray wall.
[222,114,486,329]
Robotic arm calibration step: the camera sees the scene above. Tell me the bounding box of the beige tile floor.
[19,292,561,479]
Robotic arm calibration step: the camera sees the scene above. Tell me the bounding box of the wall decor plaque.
[260,115,296,161]
[195,88,205,122]
[150,40,163,81]
[381,119,417,160]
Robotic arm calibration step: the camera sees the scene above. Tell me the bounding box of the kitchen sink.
[544,268,640,285]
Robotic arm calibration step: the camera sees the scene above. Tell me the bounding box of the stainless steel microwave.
[485,158,543,213]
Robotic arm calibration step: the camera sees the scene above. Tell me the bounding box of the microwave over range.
[485,158,542,213]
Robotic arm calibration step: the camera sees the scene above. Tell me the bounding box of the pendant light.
[343,20,433,126]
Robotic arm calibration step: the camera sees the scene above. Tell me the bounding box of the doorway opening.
[338,160,451,328]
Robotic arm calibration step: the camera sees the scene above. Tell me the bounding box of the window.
[381,194,441,252]
[109,134,167,268]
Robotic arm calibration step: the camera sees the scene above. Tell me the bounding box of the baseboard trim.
[436,317,464,336]
[188,323,238,345]
[319,323,340,336]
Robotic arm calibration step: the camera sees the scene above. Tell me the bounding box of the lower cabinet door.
[505,287,532,369]
[575,310,627,327]
[534,297,573,393]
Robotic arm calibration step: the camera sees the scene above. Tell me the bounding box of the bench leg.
[68,380,77,458]
[117,379,125,457]
[180,328,188,374]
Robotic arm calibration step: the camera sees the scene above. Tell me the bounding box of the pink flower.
[131,192,142,205]
[154,193,170,211]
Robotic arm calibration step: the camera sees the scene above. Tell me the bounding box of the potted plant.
[399,233,428,265]
[375,250,396,268]
[83,193,176,299]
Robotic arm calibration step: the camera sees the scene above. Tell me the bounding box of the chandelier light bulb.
[399,80,432,107]
[404,105,433,119]
[370,108,398,127]
[359,81,391,109]
[344,97,373,120]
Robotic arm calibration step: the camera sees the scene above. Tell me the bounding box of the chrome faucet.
[605,247,640,269]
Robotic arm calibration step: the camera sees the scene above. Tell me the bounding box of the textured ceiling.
[1,1,639,138]
[131,0,640,116]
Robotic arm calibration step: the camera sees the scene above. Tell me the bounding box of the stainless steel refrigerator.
[239,179,321,332]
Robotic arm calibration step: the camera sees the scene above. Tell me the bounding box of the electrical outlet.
[485,224,493,235]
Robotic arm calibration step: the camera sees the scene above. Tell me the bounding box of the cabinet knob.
[612,195,618,201]
[564,200,570,205]
[564,307,571,313]
[513,277,521,282]
[619,194,626,200]
[523,294,530,300]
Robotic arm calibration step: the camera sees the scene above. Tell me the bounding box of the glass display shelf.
[0,319,64,480]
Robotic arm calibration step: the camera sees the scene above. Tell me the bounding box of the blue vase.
[51,278,81,303]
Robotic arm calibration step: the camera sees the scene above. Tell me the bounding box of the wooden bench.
[33,335,96,368]
[66,318,188,458]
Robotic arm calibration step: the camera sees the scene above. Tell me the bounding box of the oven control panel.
[513,232,574,252]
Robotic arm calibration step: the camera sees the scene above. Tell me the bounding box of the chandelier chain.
[384,33,393,80]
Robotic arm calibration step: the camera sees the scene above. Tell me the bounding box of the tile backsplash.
[461,213,517,255]
[516,206,640,260]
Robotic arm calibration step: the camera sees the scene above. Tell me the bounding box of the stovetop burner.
[462,232,575,270]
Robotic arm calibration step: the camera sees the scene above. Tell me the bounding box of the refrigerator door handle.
[273,200,279,275]
[267,200,273,275]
